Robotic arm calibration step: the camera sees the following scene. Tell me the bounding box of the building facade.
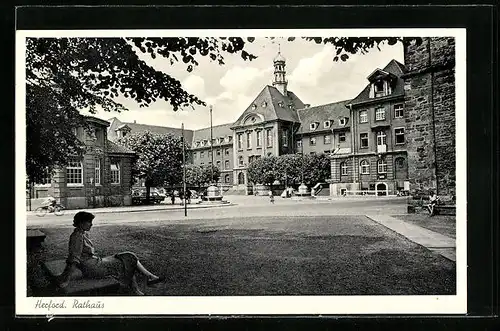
[29,117,136,210]
[104,52,416,196]
[328,60,410,196]
[402,37,456,199]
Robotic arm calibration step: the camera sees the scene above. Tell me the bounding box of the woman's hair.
[73,211,95,227]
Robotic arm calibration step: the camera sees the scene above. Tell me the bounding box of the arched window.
[359,160,370,175]
[340,162,348,176]
[238,172,245,185]
[377,159,387,173]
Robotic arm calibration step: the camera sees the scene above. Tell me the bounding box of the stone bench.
[434,205,456,216]
[27,229,46,249]
[42,260,121,296]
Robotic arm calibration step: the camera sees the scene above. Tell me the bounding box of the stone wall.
[403,37,456,199]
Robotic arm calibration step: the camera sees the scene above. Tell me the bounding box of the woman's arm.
[58,232,84,287]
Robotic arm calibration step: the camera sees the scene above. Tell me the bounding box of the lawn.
[28,215,456,296]
[394,214,456,239]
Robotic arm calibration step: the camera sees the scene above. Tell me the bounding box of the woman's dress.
[67,228,138,286]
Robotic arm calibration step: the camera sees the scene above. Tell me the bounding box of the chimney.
[134,120,136,123]
[304,104,310,108]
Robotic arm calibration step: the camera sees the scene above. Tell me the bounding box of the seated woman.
[57,211,164,295]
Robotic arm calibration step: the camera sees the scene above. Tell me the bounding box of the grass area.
[28,215,456,296]
[394,214,456,239]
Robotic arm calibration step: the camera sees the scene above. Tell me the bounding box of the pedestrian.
[170,191,175,205]
[56,211,165,295]
[268,189,274,204]
[186,189,192,204]
[427,190,440,216]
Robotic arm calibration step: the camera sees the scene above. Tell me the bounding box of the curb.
[26,203,238,216]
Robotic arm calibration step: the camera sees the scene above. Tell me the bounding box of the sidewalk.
[26,200,237,216]
[366,214,456,262]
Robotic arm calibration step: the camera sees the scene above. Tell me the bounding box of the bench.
[27,229,46,249]
[434,205,456,216]
[42,260,121,296]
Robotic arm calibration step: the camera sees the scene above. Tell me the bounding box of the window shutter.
[369,84,375,98]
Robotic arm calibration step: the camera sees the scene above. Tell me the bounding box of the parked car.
[132,190,165,205]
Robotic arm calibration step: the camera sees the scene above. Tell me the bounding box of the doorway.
[376,182,388,196]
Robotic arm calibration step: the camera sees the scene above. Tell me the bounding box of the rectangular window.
[378,160,388,173]
[395,128,405,144]
[216,160,221,169]
[94,158,101,185]
[359,110,368,123]
[309,137,316,146]
[266,129,273,147]
[193,152,197,159]
[394,104,404,118]
[225,148,230,155]
[296,140,302,148]
[339,132,346,142]
[375,107,385,121]
[360,133,369,148]
[237,133,243,150]
[200,151,204,158]
[282,129,288,147]
[246,132,252,149]
[376,131,387,146]
[238,156,244,166]
[66,159,83,185]
[225,160,230,170]
[216,149,221,156]
[256,130,262,147]
[110,162,121,184]
[323,135,331,145]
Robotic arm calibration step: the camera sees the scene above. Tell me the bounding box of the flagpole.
[182,123,187,217]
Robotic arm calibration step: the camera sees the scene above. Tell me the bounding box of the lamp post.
[209,105,214,184]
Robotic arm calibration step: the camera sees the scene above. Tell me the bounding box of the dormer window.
[339,118,347,126]
[278,101,284,108]
[219,137,225,144]
[323,120,331,129]
[261,101,267,108]
[310,122,318,131]
[370,80,393,98]
[251,104,257,110]
[203,140,208,146]
[195,141,200,147]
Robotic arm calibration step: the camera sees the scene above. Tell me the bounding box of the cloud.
[219,66,269,93]
[287,45,335,87]
[182,74,206,99]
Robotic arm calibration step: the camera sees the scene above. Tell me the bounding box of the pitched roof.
[116,121,194,144]
[232,85,305,127]
[192,123,233,143]
[348,59,406,107]
[107,140,135,154]
[296,100,351,134]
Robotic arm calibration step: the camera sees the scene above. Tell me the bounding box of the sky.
[81,37,403,130]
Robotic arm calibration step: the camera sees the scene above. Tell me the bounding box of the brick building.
[103,51,420,196]
[29,116,136,210]
[402,37,456,199]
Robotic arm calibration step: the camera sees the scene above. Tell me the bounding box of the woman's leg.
[130,275,144,295]
[136,260,159,280]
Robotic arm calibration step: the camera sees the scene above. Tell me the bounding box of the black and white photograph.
[16,29,466,315]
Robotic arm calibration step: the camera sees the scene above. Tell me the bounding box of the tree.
[247,156,279,187]
[201,164,221,186]
[185,164,205,188]
[26,37,257,182]
[296,37,422,62]
[302,153,331,185]
[117,131,184,203]
[275,154,302,186]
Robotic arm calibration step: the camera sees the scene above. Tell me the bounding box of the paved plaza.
[26,196,456,296]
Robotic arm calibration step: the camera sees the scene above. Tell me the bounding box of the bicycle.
[35,204,66,217]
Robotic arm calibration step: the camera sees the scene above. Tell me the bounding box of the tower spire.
[272,48,287,96]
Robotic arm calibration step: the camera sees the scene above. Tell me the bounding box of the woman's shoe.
[147,275,166,286]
